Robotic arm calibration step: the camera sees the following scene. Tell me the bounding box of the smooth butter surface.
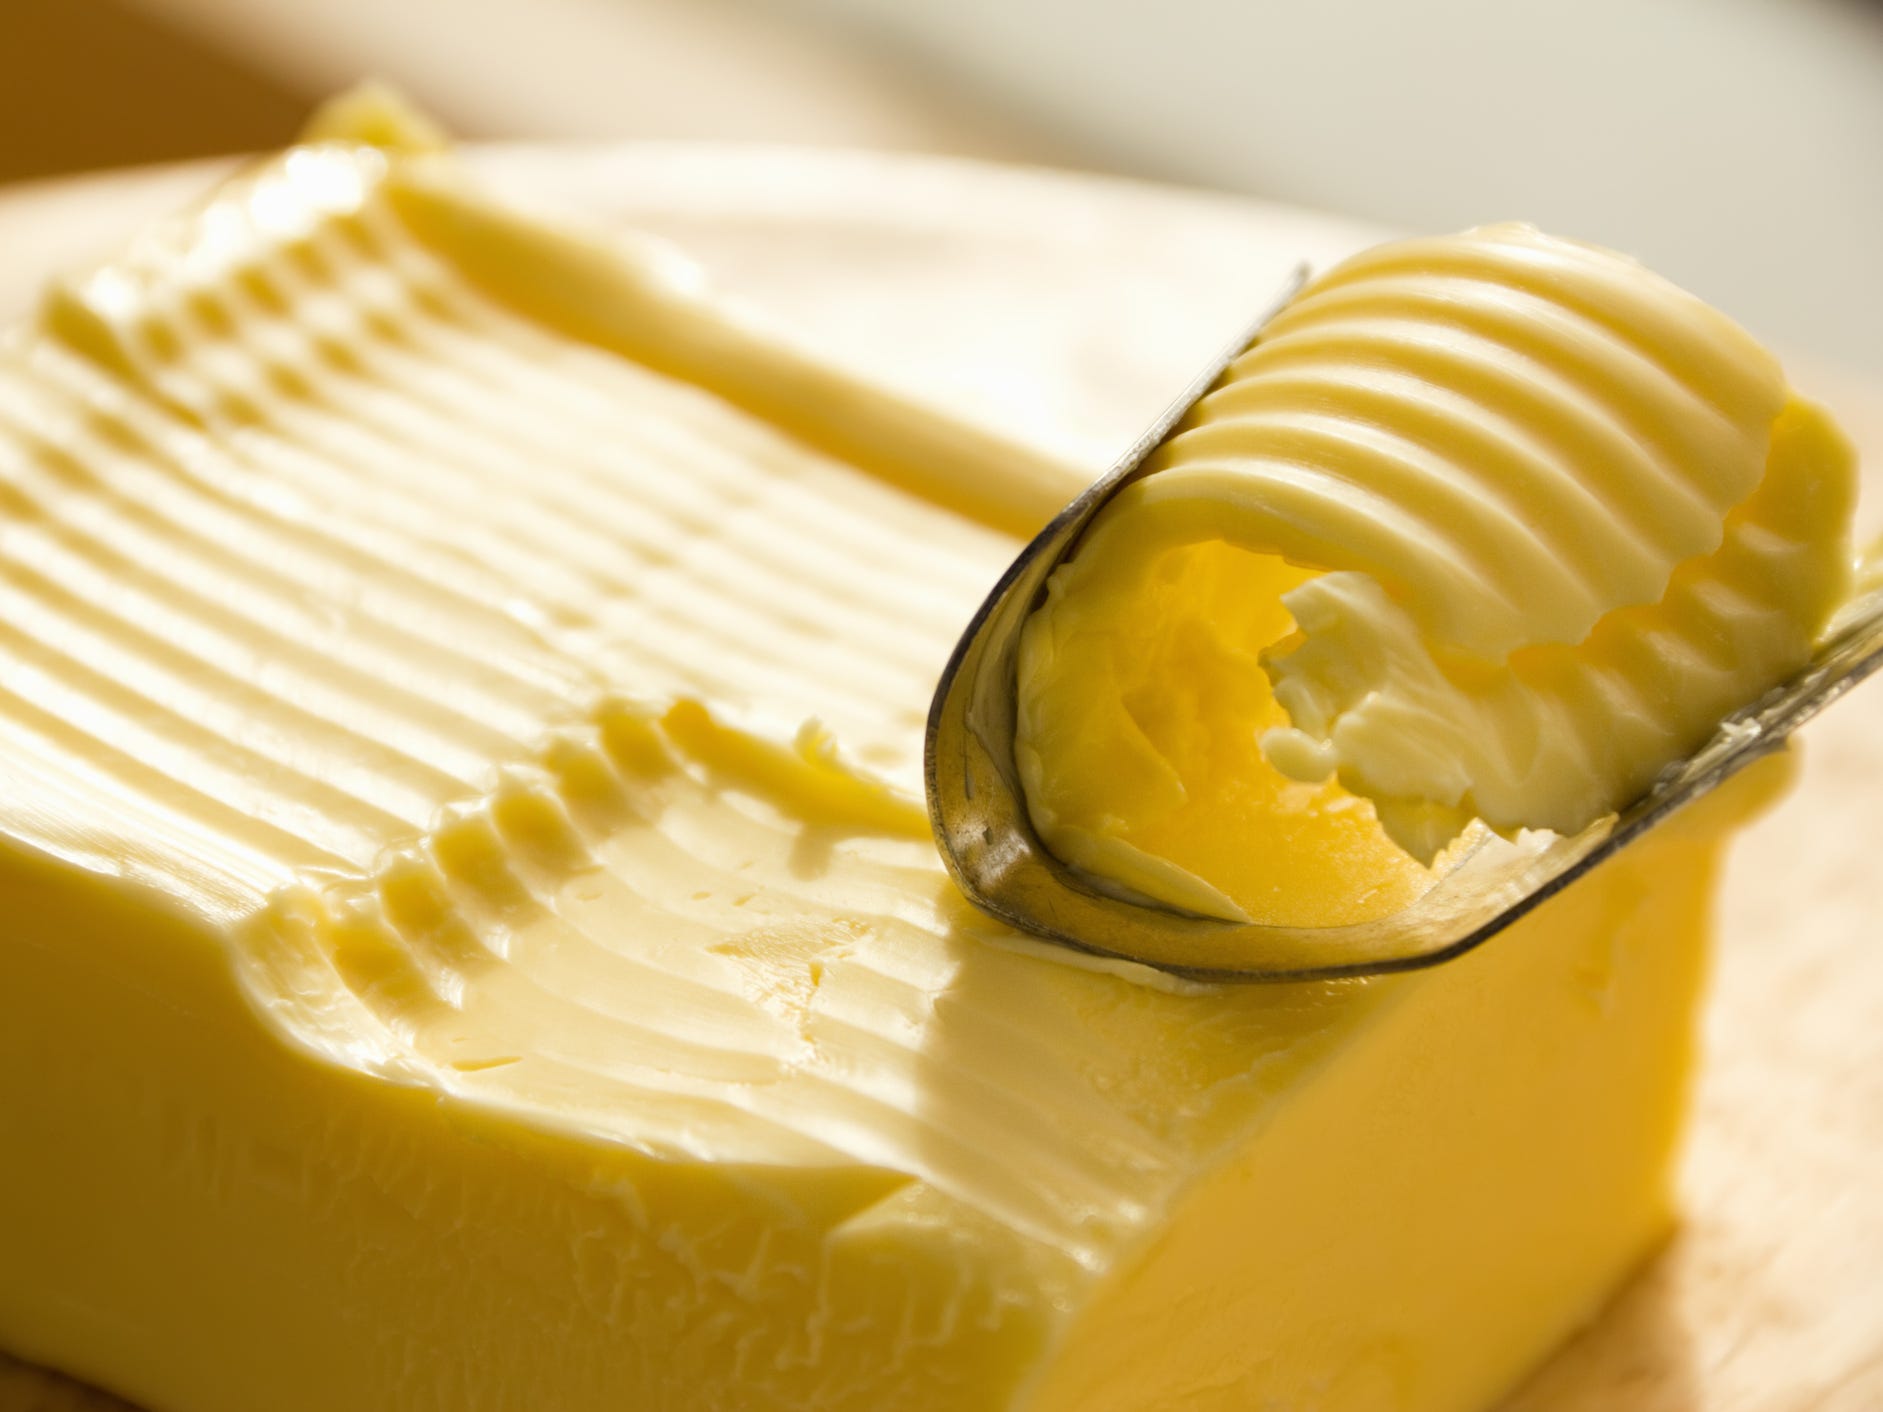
[0,134,1739,1412]
[1018,224,1856,910]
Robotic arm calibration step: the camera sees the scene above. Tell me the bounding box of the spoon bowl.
[923,272,1883,982]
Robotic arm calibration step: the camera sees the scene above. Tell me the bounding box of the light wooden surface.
[0,145,1879,1411]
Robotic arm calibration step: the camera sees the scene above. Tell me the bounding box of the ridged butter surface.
[1018,224,1855,898]
[0,134,1768,1412]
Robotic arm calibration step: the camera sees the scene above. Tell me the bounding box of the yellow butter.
[0,121,1772,1411]
[1018,224,1857,915]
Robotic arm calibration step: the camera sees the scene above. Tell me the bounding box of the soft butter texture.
[0,115,1767,1412]
[1017,224,1856,912]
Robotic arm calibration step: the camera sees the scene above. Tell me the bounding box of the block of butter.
[0,101,1792,1411]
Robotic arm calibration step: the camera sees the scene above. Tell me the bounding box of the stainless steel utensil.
[924,270,1883,982]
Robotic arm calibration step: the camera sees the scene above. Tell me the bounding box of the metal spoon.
[923,270,1883,983]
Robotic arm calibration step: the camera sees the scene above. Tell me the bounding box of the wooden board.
[0,144,1879,1411]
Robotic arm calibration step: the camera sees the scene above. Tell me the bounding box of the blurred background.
[3,0,1881,378]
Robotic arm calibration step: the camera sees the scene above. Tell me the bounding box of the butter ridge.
[1017,221,1856,880]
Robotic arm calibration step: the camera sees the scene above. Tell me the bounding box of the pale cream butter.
[1018,224,1858,913]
